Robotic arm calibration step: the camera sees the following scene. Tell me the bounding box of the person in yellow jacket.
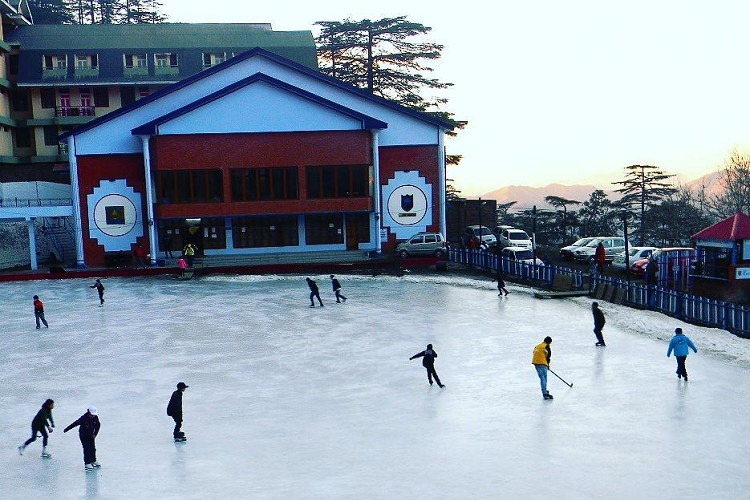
[532,336,553,400]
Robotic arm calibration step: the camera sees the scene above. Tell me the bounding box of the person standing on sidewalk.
[592,302,606,346]
[330,275,347,303]
[64,406,101,471]
[18,399,55,458]
[167,382,188,441]
[532,337,553,400]
[667,328,698,381]
[33,295,48,329]
[90,279,105,306]
[306,278,324,307]
[595,242,606,273]
[409,344,445,388]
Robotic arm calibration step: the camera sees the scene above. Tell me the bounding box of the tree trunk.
[367,26,374,93]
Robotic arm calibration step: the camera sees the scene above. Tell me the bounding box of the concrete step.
[164,250,372,269]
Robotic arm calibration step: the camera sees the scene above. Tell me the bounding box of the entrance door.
[59,92,71,116]
[345,216,358,250]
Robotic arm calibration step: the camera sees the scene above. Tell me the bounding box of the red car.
[631,248,695,277]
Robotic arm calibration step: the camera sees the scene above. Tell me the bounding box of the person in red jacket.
[594,242,606,273]
[33,295,48,329]
[64,406,101,471]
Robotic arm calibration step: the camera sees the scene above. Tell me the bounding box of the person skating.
[532,337,553,400]
[330,275,347,303]
[493,266,509,296]
[33,295,48,329]
[409,344,445,388]
[592,302,606,346]
[306,278,324,307]
[18,399,55,458]
[63,406,101,471]
[183,243,196,268]
[667,328,698,381]
[90,279,105,306]
[595,242,606,273]
[133,243,146,268]
[167,382,188,441]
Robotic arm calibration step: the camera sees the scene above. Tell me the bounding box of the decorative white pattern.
[86,180,143,251]
[381,171,432,240]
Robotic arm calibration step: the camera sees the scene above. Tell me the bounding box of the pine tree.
[613,165,676,244]
[544,196,580,244]
[28,0,76,24]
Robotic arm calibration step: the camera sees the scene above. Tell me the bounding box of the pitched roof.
[61,47,452,141]
[131,73,388,135]
[692,212,750,241]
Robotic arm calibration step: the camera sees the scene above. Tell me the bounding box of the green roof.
[7,23,314,50]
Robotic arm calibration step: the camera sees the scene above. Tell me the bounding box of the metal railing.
[0,197,72,208]
[55,106,95,117]
[449,247,750,337]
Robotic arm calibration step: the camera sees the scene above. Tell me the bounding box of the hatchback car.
[573,237,626,262]
[500,246,544,266]
[559,237,595,259]
[612,247,657,271]
[497,228,532,249]
[396,232,446,258]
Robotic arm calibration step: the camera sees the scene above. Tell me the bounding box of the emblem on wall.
[382,171,432,240]
[86,180,144,251]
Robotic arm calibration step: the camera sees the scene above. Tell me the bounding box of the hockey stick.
[548,368,573,388]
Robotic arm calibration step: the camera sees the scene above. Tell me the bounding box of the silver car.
[396,232,447,258]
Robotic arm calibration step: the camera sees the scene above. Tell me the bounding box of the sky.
[161,0,750,195]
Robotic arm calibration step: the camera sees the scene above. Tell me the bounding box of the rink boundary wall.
[450,248,750,338]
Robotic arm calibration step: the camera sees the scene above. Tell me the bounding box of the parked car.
[559,237,595,260]
[612,246,657,271]
[396,232,446,258]
[462,225,497,248]
[497,228,533,249]
[631,247,695,277]
[501,246,544,266]
[573,237,626,262]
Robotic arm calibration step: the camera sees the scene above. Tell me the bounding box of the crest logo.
[401,194,414,212]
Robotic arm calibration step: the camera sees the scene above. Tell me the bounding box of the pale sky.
[162,0,750,195]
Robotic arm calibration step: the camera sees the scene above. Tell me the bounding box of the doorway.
[345,216,358,250]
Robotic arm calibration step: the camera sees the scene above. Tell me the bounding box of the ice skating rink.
[1,274,749,499]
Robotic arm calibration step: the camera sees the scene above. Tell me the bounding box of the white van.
[573,237,626,262]
[498,228,532,249]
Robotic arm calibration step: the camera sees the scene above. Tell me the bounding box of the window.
[306,165,370,198]
[305,214,344,245]
[154,53,178,67]
[232,215,299,248]
[43,126,58,146]
[409,236,423,244]
[202,217,226,250]
[74,54,98,69]
[14,127,31,148]
[424,235,437,244]
[124,53,147,68]
[157,170,224,204]
[230,167,298,201]
[10,90,29,112]
[43,55,67,70]
[39,88,55,109]
[8,54,18,75]
[120,86,136,106]
[202,52,226,66]
[93,87,109,107]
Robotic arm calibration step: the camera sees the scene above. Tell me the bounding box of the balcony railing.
[55,106,95,117]
[58,142,69,156]
[0,197,72,208]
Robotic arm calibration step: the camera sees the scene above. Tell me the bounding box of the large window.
[202,52,226,67]
[120,86,136,106]
[14,127,32,148]
[93,87,109,107]
[305,214,344,245]
[201,217,226,249]
[232,215,299,248]
[11,90,29,112]
[40,88,56,109]
[158,170,224,204]
[43,126,58,146]
[124,53,147,68]
[74,54,98,69]
[306,165,369,199]
[43,54,67,70]
[230,167,298,201]
[154,53,178,67]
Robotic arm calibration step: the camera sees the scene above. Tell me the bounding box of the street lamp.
[621,211,631,303]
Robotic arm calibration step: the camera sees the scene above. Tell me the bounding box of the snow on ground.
[0,274,749,499]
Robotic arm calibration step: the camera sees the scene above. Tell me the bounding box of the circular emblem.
[387,184,428,226]
[93,194,138,237]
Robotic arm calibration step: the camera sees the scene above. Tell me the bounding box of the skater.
[493,265,509,296]
[306,277,323,307]
[183,243,196,268]
[167,382,188,441]
[90,279,105,306]
[667,328,698,381]
[595,242,606,273]
[163,232,174,259]
[63,406,101,471]
[133,243,146,268]
[33,295,48,329]
[409,344,444,388]
[532,336,553,400]
[330,275,347,303]
[176,257,187,277]
[18,399,55,458]
[592,302,606,346]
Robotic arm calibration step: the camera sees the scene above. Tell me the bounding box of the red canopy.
[692,212,750,241]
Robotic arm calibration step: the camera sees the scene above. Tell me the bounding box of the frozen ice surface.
[1,274,749,499]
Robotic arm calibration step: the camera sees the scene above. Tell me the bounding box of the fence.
[0,198,72,208]
[449,247,750,337]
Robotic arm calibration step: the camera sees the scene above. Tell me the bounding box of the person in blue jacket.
[666,328,698,381]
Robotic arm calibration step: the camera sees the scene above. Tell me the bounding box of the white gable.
[74,54,440,156]
[157,80,363,135]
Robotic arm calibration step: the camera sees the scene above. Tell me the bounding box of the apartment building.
[0,12,317,182]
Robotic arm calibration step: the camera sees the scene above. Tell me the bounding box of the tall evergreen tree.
[544,196,580,244]
[28,0,76,24]
[33,0,166,24]
[612,165,676,244]
[578,190,616,237]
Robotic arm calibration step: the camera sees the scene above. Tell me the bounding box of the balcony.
[42,68,67,80]
[124,66,149,78]
[154,65,179,77]
[74,66,99,78]
[55,106,95,117]
[58,142,68,156]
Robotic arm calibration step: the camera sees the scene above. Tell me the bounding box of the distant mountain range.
[481,172,723,211]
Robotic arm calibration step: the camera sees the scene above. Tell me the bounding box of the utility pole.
[621,211,631,303]
[532,205,537,265]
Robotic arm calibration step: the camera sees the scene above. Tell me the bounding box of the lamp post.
[621,211,631,303]
[532,205,537,264]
